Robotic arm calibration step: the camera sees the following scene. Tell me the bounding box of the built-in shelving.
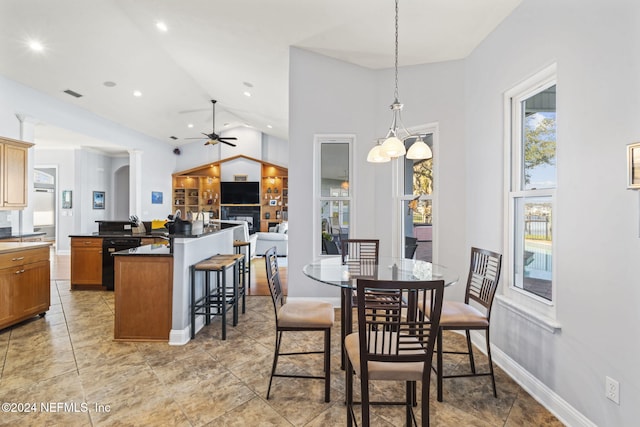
[172,156,287,230]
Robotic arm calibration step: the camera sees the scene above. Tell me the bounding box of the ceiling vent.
[170,136,178,140]
[63,89,83,98]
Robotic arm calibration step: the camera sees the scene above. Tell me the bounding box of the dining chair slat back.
[345,278,445,427]
[264,246,334,402]
[433,246,503,402]
[341,239,380,278]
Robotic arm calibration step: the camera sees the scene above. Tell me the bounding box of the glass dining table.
[303,256,459,368]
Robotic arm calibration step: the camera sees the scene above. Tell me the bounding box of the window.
[402,131,436,261]
[505,66,557,312]
[316,137,352,256]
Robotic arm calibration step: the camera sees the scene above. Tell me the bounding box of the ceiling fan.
[187,100,237,147]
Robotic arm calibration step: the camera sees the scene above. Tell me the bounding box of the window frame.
[314,134,355,258]
[398,123,439,261]
[502,64,558,322]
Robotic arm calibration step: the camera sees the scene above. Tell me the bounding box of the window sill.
[495,295,561,333]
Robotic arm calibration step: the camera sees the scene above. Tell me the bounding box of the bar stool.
[190,253,244,340]
[233,240,251,290]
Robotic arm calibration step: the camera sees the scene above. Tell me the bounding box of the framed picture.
[269,199,277,206]
[151,191,163,204]
[627,142,640,189]
[62,190,72,209]
[93,191,105,209]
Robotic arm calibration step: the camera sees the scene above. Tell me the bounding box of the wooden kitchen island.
[112,222,237,344]
[0,241,51,330]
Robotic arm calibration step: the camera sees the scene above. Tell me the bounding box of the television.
[220,181,260,204]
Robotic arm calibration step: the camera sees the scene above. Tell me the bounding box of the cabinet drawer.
[71,238,102,248]
[0,247,49,269]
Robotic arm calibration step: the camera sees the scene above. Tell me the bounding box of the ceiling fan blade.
[218,137,238,141]
[221,140,237,147]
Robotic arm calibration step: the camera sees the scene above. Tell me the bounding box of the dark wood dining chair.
[264,246,334,402]
[339,238,380,367]
[345,278,444,427]
[430,246,503,401]
[341,239,380,277]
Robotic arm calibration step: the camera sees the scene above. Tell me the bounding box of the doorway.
[33,166,57,243]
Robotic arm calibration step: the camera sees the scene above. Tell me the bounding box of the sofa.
[255,221,288,256]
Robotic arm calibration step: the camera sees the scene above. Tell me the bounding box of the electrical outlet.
[606,376,620,404]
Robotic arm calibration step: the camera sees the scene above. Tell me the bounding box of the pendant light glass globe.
[381,135,406,158]
[367,144,391,163]
[406,137,432,160]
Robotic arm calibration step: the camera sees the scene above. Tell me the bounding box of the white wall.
[175,127,271,172]
[289,47,377,299]
[464,0,640,425]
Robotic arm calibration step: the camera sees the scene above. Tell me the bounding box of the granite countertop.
[69,231,170,238]
[70,222,239,239]
[111,243,172,257]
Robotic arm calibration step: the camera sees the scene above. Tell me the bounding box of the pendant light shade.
[406,136,432,159]
[381,135,406,158]
[366,143,391,163]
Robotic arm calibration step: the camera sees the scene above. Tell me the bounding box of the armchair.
[255,221,288,256]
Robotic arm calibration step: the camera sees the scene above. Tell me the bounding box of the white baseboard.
[467,331,596,427]
[169,317,206,346]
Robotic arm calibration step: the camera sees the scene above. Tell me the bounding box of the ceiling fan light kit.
[186,99,238,147]
[367,0,433,163]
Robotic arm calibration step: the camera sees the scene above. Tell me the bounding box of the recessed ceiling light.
[267,124,273,129]
[103,81,116,87]
[133,90,142,97]
[187,123,194,128]
[156,21,168,32]
[28,40,44,52]
[243,91,251,97]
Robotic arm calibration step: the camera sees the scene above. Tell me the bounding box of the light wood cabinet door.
[71,245,103,288]
[12,260,50,319]
[1,140,30,208]
[0,247,50,330]
[0,272,12,327]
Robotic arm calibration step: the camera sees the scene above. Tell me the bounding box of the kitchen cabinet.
[114,254,172,341]
[70,237,103,289]
[0,136,32,209]
[0,244,50,330]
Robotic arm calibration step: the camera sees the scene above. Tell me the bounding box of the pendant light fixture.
[367,0,433,163]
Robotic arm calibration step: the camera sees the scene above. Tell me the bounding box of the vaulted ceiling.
[0,0,521,150]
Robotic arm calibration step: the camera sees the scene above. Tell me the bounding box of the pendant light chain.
[394,0,399,102]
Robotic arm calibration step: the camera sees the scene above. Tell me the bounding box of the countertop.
[70,222,239,239]
[0,232,46,240]
[112,243,172,257]
[69,231,169,239]
[0,241,51,254]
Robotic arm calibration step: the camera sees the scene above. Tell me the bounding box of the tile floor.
[0,272,564,426]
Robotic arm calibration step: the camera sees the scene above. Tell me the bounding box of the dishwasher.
[102,237,141,290]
